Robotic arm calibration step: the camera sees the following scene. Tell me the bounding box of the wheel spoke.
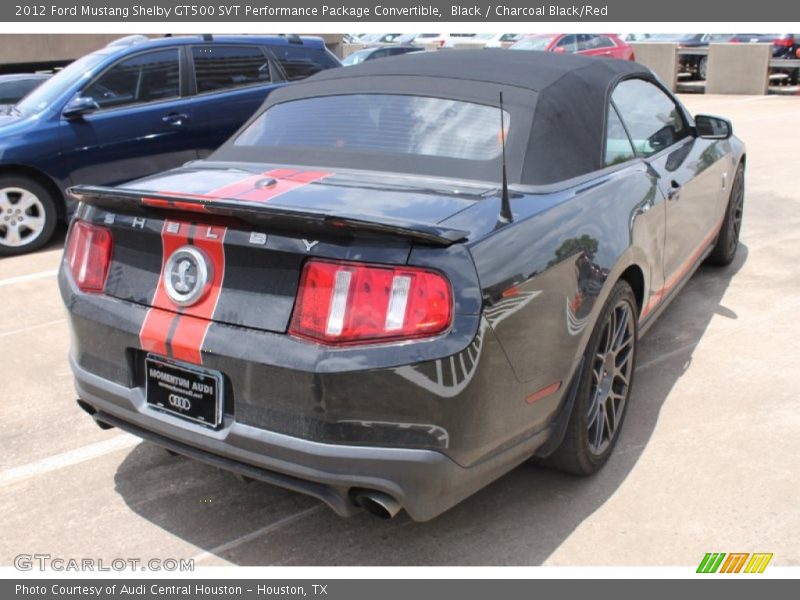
[20,215,45,233]
[0,191,11,211]
[614,371,629,389]
[3,225,21,246]
[613,305,629,348]
[610,392,626,427]
[602,318,615,355]
[593,405,605,449]
[603,403,614,438]
[17,192,40,212]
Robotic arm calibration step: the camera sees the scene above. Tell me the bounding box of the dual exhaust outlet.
[77,399,404,520]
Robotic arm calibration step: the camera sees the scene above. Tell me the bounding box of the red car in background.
[510,33,635,60]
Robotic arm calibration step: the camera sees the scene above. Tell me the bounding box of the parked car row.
[344,33,637,63]
[351,33,523,49]
[0,34,341,256]
[622,33,800,80]
[2,31,773,256]
[510,34,635,60]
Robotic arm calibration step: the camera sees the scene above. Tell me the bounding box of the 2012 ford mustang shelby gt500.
[60,50,745,521]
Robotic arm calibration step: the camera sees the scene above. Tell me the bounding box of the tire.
[706,163,745,267]
[698,56,708,81]
[0,175,59,257]
[543,280,638,476]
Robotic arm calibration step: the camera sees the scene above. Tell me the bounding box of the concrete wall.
[706,43,772,95]
[341,43,366,59]
[630,42,679,91]
[0,34,125,66]
[0,33,346,65]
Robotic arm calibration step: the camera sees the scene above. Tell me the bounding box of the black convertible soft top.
[213,49,653,185]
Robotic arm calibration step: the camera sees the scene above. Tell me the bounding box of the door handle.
[667,180,682,201]
[162,112,189,126]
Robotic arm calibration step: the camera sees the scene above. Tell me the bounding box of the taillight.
[289,259,452,345]
[65,220,113,293]
[774,36,793,47]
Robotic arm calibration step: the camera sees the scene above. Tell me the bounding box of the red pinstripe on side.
[641,215,726,319]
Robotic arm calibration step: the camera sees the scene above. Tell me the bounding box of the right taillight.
[65,220,113,293]
[289,259,452,345]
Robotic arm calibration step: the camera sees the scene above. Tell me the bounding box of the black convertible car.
[60,50,745,521]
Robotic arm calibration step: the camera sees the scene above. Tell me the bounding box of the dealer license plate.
[145,356,222,428]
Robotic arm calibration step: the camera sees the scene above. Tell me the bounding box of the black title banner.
[4,0,800,22]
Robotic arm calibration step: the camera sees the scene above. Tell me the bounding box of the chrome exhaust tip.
[353,490,402,520]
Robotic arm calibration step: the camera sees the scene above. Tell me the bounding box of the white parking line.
[192,506,323,563]
[0,269,58,287]
[0,434,140,486]
[0,318,67,338]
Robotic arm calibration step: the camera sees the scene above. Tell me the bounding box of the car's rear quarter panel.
[458,164,666,435]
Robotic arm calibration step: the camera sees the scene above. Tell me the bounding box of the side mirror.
[63,96,97,120]
[694,114,732,140]
[553,46,567,54]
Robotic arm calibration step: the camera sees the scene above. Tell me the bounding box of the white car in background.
[410,33,478,48]
[444,33,522,48]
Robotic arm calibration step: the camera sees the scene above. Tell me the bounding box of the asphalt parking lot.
[1,94,798,567]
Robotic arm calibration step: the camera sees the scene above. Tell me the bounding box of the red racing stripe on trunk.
[139,220,191,355]
[153,169,332,205]
[168,224,227,365]
[234,169,332,202]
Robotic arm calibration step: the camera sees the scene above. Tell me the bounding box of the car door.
[59,47,198,187]
[552,34,579,53]
[612,78,727,283]
[577,34,621,58]
[185,44,284,159]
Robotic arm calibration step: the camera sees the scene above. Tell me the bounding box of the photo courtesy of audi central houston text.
[55,43,746,521]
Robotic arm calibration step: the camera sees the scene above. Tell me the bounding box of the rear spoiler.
[68,185,469,247]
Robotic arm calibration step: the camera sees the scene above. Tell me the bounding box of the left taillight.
[289,259,452,345]
[65,220,113,293]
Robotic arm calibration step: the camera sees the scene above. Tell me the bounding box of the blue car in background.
[0,34,340,255]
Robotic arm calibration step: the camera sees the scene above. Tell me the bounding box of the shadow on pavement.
[113,245,748,565]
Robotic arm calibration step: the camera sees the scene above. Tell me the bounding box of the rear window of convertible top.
[234,94,509,161]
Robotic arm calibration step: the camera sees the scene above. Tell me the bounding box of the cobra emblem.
[164,246,212,307]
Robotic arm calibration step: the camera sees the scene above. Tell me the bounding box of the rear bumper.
[72,358,551,521]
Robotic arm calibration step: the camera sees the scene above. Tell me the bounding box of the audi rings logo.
[168,394,192,411]
[164,246,212,307]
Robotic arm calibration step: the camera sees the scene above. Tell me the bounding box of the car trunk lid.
[70,163,491,335]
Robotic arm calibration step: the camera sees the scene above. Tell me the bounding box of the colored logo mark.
[697,552,773,573]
